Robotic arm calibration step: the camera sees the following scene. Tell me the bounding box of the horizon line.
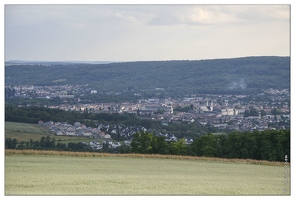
[5,55,290,64]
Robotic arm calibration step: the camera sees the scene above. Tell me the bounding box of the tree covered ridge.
[5,56,290,95]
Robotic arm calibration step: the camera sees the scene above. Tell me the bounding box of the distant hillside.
[5,60,113,65]
[5,56,290,96]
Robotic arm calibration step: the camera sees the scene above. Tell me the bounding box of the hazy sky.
[4,4,290,62]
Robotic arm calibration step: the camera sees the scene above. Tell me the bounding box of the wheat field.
[5,151,290,195]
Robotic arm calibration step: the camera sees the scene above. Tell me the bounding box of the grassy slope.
[5,153,290,195]
[5,121,50,134]
[5,121,51,141]
[5,121,92,143]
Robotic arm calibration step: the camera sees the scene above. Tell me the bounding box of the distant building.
[104,134,112,139]
[82,130,92,137]
[220,108,237,116]
[74,122,81,127]
[141,104,173,114]
[198,101,214,113]
[66,127,76,136]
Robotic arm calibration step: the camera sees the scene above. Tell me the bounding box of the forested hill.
[5,56,290,96]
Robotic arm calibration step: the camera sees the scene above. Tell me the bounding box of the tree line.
[5,136,127,153]
[5,103,156,127]
[130,129,290,162]
[5,136,91,152]
[5,129,289,162]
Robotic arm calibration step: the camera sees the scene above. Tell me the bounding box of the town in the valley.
[5,84,290,150]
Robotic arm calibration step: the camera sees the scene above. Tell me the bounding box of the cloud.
[180,6,238,25]
[147,5,290,26]
[112,11,155,26]
[6,5,289,28]
[235,5,290,21]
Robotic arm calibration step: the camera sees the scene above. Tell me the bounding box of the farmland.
[5,121,91,143]
[5,150,290,195]
[5,121,50,137]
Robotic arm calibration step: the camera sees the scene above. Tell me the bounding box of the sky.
[4,2,291,62]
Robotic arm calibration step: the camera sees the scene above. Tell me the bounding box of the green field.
[5,121,50,135]
[5,121,92,143]
[5,154,290,195]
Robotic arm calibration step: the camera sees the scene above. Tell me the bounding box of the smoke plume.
[228,78,247,90]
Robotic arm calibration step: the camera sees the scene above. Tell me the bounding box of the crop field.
[5,150,290,195]
[5,121,50,136]
[5,121,91,143]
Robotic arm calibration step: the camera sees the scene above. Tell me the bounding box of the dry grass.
[5,149,287,166]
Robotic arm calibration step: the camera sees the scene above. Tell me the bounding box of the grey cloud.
[147,5,290,26]
[6,5,289,28]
